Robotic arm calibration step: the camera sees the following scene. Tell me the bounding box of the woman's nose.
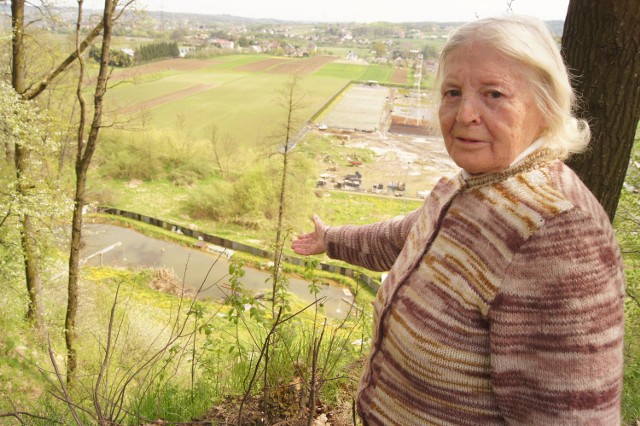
[456,95,481,124]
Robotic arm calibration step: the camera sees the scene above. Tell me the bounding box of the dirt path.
[124,83,216,112]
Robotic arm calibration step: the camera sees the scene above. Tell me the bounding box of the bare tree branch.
[0,411,57,423]
[23,17,105,100]
[46,335,84,425]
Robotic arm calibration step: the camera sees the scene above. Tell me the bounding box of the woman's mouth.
[457,136,483,143]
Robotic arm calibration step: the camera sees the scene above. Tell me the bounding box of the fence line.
[98,207,381,291]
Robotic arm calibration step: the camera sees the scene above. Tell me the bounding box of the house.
[210,38,234,49]
[341,31,354,42]
[178,46,195,57]
[259,41,281,53]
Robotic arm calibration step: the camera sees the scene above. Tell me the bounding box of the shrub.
[98,132,164,180]
[183,154,317,232]
[184,180,234,221]
[135,41,180,63]
[97,130,214,183]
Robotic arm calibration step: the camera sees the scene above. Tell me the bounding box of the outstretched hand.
[291,214,327,256]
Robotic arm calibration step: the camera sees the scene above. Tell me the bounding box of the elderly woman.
[292,15,625,425]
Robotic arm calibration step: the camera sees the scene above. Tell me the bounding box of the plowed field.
[264,55,336,74]
[110,58,220,82]
[390,68,408,84]
[234,58,288,72]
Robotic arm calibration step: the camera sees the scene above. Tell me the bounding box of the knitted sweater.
[324,151,625,425]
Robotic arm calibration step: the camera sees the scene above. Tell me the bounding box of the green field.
[207,53,273,70]
[313,62,369,79]
[359,64,394,82]
[95,53,425,239]
[103,54,367,144]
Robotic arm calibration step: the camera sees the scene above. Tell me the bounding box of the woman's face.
[438,43,546,174]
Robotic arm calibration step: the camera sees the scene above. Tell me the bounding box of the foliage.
[88,45,133,67]
[614,127,640,424]
[215,254,368,424]
[185,46,230,59]
[371,41,387,58]
[0,81,72,296]
[96,129,212,184]
[184,153,316,231]
[135,40,180,63]
[422,43,439,59]
[133,381,214,423]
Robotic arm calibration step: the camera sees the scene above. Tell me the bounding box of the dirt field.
[124,83,216,112]
[390,68,408,84]
[322,84,389,132]
[235,58,288,72]
[264,55,336,74]
[318,129,457,198]
[316,84,457,196]
[115,56,339,113]
[110,58,220,82]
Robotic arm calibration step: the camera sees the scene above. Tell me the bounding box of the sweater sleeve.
[489,207,625,424]
[324,208,421,272]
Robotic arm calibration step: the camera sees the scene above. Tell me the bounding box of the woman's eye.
[445,89,461,97]
[488,91,502,99]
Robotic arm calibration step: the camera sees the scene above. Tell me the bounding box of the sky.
[78,0,571,23]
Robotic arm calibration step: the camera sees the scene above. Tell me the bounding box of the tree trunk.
[10,0,107,331]
[562,0,640,221]
[65,0,115,384]
[11,0,43,327]
[272,74,303,316]
[10,0,24,95]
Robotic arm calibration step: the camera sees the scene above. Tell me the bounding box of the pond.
[81,224,354,319]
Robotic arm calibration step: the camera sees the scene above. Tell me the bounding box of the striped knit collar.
[459,148,554,189]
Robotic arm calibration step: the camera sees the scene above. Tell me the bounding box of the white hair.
[434,15,590,160]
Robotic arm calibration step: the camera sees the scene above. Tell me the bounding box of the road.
[81,224,354,319]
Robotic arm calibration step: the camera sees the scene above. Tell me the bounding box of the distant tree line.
[135,41,180,63]
[89,46,133,67]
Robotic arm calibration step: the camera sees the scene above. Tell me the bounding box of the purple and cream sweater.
[324,151,625,425]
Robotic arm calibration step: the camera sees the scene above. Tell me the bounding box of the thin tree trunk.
[12,0,43,328]
[66,0,115,384]
[272,75,301,316]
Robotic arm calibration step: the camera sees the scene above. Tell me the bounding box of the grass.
[89,129,423,245]
[314,190,422,227]
[206,53,273,69]
[107,72,242,105]
[359,64,394,83]
[313,62,369,79]
[102,53,421,145]
[0,248,367,423]
[88,172,421,248]
[119,72,347,143]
